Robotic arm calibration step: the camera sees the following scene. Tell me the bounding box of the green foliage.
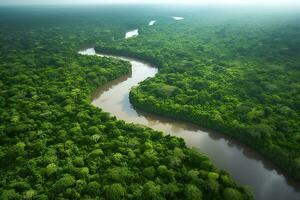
[52,175,76,193]
[86,181,101,196]
[105,183,126,200]
[208,172,220,180]
[46,163,58,176]
[0,6,257,199]
[223,188,244,200]
[142,181,161,200]
[185,184,203,200]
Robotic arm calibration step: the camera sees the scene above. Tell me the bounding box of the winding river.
[79,48,300,200]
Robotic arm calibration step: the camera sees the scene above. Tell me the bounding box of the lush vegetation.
[0,6,253,200]
[96,8,300,180]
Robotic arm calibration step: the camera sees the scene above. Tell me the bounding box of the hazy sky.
[0,0,299,6]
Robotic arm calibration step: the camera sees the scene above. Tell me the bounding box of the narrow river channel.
[79,47,300,200]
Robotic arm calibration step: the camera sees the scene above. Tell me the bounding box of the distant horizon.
[0,0,300,7]
[0,4,299,10]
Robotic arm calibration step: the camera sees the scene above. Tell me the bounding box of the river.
[79,48,300,200]
[149,20,156,26]
[125,29,139,39]
[172,16,184,20]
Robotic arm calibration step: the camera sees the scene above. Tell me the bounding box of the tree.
[142,181,161,200]
[73,157,84,167]
[9,142,25,159]
[143,166,156,179]
[185,184,203,200]
[105,183,126,200]
[162,183,180,199]
[208,172,219,180]
[46,163,58,177]
[86,181,100,196]
[105,167,134,183]
[1,189,21,200]
[52,175,75,193]
[223,188,243,200]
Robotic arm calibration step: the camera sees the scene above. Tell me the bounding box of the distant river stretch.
[125,29,139,39]
[79,48,300,200]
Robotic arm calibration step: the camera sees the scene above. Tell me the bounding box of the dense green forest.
[96,8,300,180]
[0,6,253,200]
